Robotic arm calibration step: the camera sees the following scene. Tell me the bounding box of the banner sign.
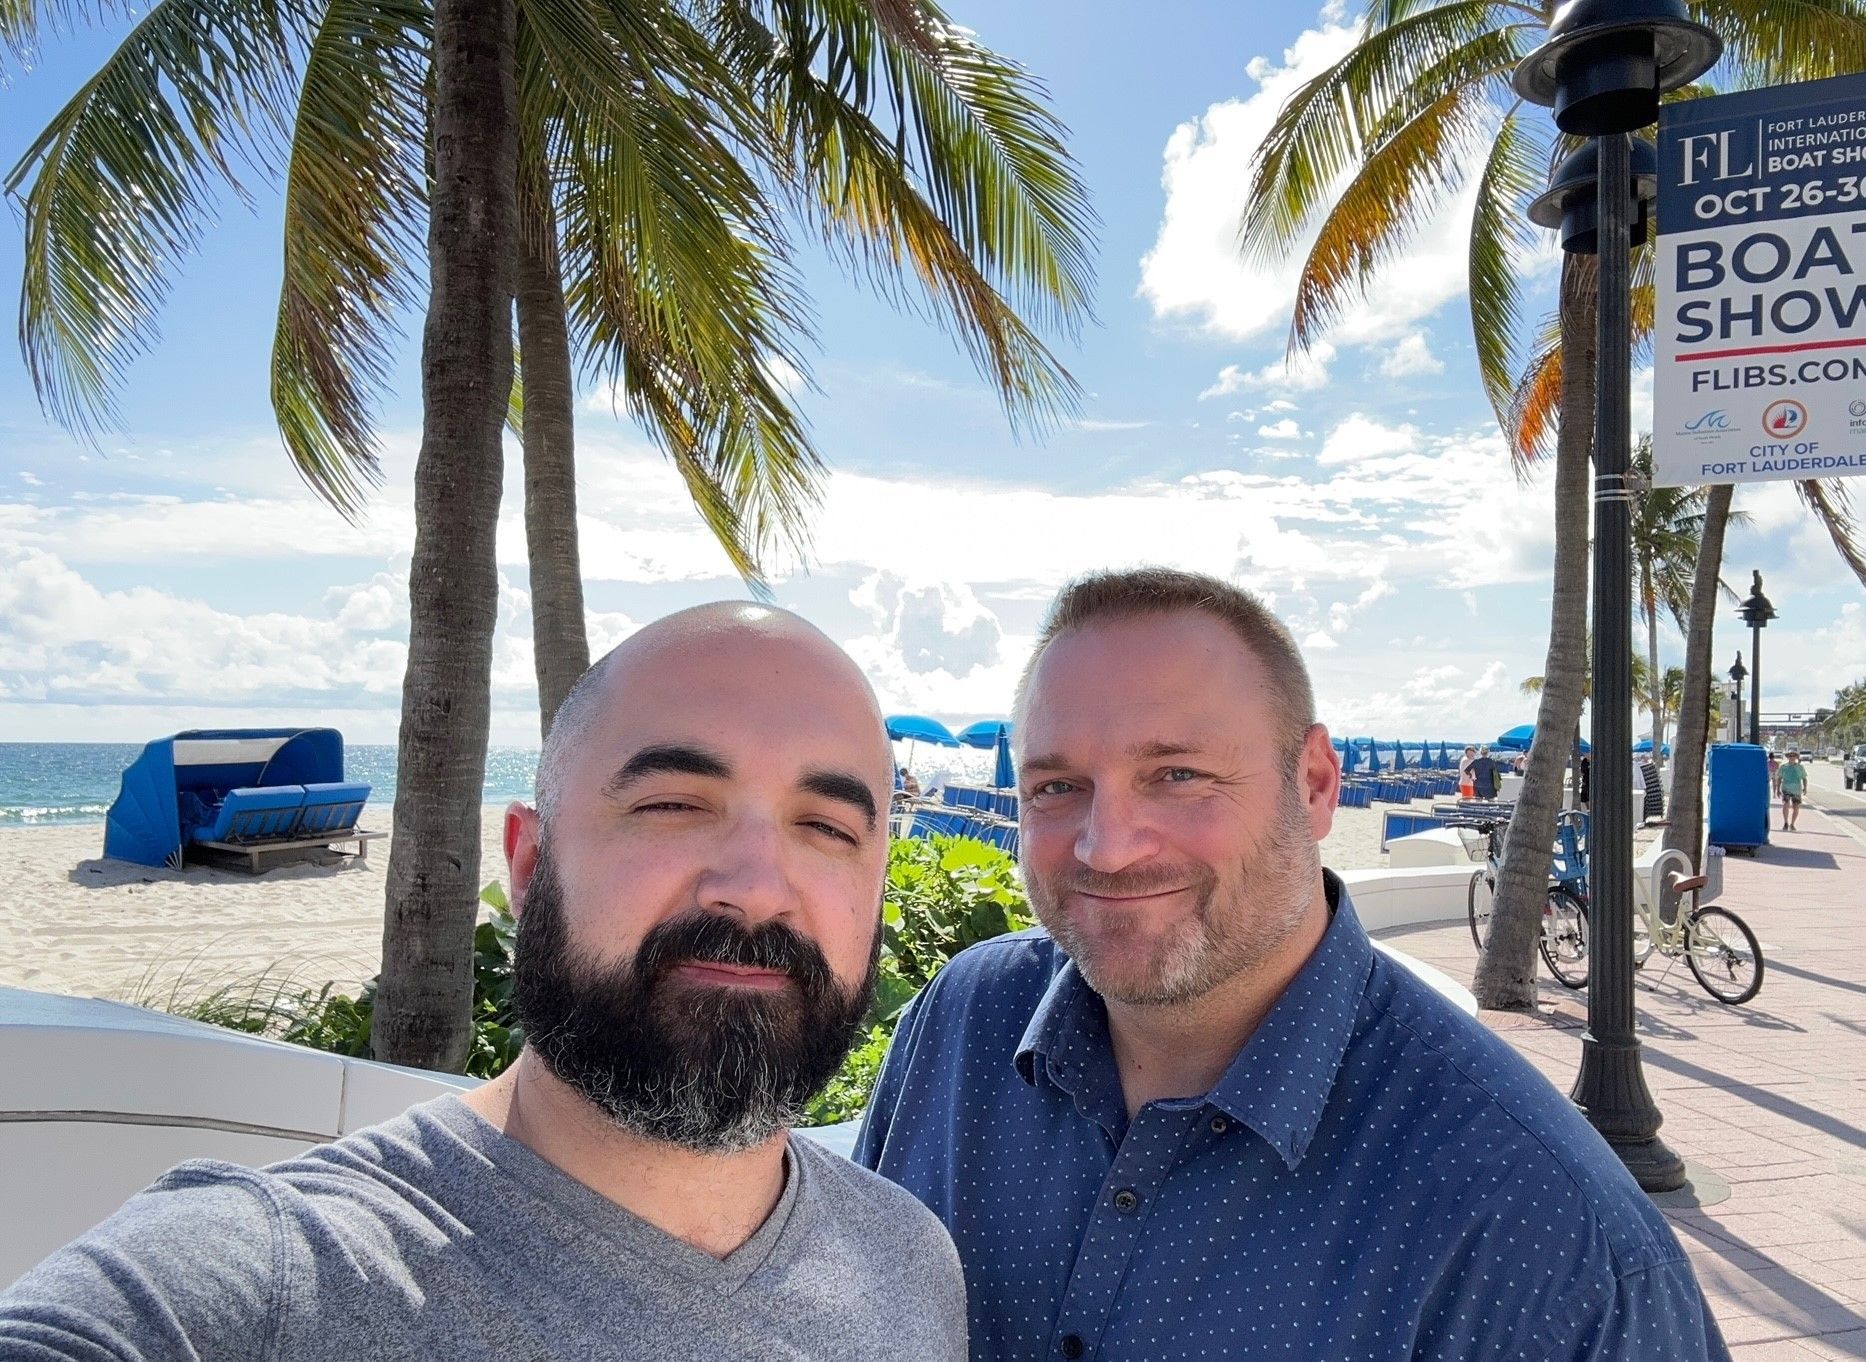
[1654,73,1866,487]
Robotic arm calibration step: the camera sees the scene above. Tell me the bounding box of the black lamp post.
[1514,0,1720,1195]
[1737,571,1775,746]
[1729,652,1748,745]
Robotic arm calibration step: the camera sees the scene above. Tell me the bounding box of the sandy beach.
[1,795,1450,1006]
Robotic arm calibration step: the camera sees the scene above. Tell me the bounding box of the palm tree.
[1629,434,1721,765]
[5,0,1095,1067]
[1241,0,1866,1008]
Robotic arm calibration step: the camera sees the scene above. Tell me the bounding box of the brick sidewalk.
[1371,764,1866,1359]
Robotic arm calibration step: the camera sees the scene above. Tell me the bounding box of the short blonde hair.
[1015,567,1316,759]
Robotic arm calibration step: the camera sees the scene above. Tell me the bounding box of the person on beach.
[0,605,966,1362]
[1778,750,1808,831]
[857,566,1728,1362]
[1467,744,1502,800]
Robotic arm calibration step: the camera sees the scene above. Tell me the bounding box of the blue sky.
[2,0,1861,746]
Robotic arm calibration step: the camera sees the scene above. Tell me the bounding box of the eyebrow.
[604,743,733,798]
[604,744,878,833]
[799,768,879,833]
[1019,740,1206,775]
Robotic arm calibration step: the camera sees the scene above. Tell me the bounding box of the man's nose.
[1073,788,1161,873]
[694,815,798,925]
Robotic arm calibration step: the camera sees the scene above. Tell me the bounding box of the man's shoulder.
[917,926,1063,1011]
[1358,957,1686,1275]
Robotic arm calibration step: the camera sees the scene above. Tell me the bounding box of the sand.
[0,797,1427,1005]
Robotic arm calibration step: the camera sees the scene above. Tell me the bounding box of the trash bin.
[1707,743,1769,853]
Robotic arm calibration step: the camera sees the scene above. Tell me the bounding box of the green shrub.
[156,838,1029,1124]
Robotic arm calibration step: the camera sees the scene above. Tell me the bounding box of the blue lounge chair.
[189,786,307,845]
[295,782,370,837]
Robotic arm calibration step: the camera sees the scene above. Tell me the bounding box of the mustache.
[634,908,833,984]
[1057,863,1215,898]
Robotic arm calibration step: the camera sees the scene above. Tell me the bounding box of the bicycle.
[1463,814,1590,991]
[1628,850,1766,1005]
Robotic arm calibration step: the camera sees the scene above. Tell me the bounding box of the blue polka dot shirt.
[856,875,1729,1361]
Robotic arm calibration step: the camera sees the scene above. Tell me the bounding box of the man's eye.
[804,820,859,845]
[1162,768,1201,783]
[1030,780,1076,798]
[636,800,701,814]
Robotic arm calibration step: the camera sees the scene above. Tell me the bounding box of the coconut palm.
[4,0,1095,1067]
[1241,0,1866,1008]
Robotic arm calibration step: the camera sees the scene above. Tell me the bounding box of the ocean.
[0,743,542,827]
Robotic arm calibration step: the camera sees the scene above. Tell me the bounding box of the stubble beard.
[1029,778,1321,1008]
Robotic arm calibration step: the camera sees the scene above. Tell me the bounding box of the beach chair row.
[905,806,1020,859]
[941,785,1018,819]
[181,782,371,847]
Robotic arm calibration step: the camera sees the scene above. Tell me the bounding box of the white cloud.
[1380,332,1445,377]
[1258,419,1302,440]
[1302,630,1339,650]
[1065,417,1153,432]
[18,472,42,487]
[1265,399,1299,413]
[1317,413,1417,465]
[1138,15,1486,349]
[1198,366,1248,401]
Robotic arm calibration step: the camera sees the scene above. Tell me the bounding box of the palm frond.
[1241,0,1532,260]
[1507,330,1560,470]
[1796,479,1866,587]
[532,0,824,569]
[1291,78,1496,350]
[6,0,315,436]
[1469,105,1544,434]
[742,0,1093,429]
[269,0,429,517]
[1693,0,1866,86]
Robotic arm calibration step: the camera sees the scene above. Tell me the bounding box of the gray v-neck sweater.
[0,1097,967,1361]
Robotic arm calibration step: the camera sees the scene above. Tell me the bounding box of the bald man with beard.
[1,604,966,1362]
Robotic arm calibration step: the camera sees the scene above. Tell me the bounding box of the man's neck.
[1105,890,1331,1119]
[460,1055,789,1259]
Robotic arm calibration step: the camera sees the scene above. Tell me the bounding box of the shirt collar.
[1014,872,1375,1169]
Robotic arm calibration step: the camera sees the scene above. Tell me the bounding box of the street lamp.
[1728,652,1748,745]
[1737,571,1775,747]
[1515,0,1719,1195]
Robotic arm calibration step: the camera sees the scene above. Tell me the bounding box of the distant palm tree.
[1241,0,1866,1008]
[5,0,1095,1067]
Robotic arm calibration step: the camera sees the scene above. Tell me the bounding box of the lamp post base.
[1604,1133,1688,1193]
[1572,1034,1688,1193]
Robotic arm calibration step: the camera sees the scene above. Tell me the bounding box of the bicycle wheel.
[1686,907,1764,1005]
[1631,910,1654,969]
[1539,888,1589,990]
[1468,869,1496,949]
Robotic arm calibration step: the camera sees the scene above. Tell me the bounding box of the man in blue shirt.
[857,567,1728,1361]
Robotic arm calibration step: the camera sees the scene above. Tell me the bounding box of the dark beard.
[512,837,880,1152]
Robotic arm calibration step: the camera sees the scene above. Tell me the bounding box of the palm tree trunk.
[1663,484,1734,868]
[374,0,518,1071]
[1474,255,1595,1011]
[516,154,589,739]
[1647,600,1664,771]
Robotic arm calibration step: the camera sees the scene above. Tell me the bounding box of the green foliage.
[151,843,1027,1125]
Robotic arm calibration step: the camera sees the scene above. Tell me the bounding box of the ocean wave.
[0,802,113,824]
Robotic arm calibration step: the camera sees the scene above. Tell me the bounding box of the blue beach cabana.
[105,728,363,869]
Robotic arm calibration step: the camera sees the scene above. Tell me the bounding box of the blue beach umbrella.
[1364,741,1383,775]
[1496,724,1590,755]
[1436,741,1451,769]
[1391,741,1408,771]
[956,720,1012,749]
[1341,740,1358,776]
[887,714,962,770]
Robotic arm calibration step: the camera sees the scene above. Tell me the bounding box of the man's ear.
[505,802,542,920]
[1300,724,1341,843]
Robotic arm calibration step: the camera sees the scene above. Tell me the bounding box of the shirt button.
[1210,1115,1230,1134]
[1112,1188,1139,1214]
[1060,1336,1085,1359]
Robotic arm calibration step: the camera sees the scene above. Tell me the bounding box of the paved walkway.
[1372,761,1866,1359]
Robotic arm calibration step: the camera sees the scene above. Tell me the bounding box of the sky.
[2,0,1862,747]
